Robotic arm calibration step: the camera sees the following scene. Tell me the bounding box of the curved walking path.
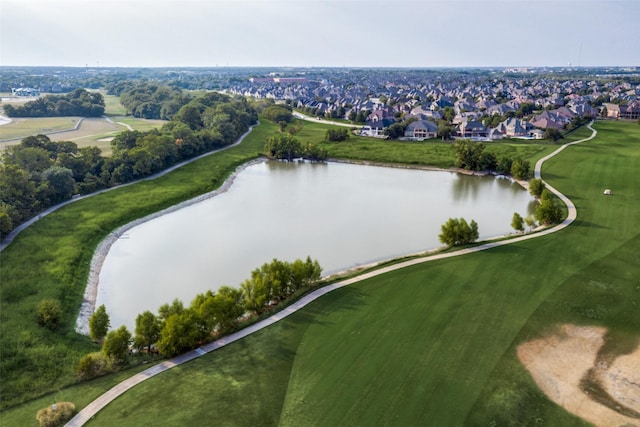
[0,123,257,253]
[66,124,598,426]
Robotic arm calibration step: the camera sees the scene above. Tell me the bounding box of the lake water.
[96,160,535,329]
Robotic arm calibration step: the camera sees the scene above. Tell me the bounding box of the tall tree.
[511,212,524,233]
[134,311,160,352]
[102,326,131,364]
[89,304,110,343]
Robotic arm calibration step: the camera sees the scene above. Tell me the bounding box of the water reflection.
[97,161,535,329]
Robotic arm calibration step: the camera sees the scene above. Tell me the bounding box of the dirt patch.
[518,324,640,426]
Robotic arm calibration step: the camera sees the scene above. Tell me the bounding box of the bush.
[36,401,75,427]
[36,298,62,330]
[76,352,113,380]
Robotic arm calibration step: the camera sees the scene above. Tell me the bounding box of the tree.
[528,178,545,198]
[102,326,131,364]
[89,304,110,343]
[36,298,62,330]
[535,190,563,225]
[510,158,531,180]
[443,106,455,122]
[544,127,563,142]
[437,121,454,140]
[134,311,160,352]
[40,166,75,204]
[264,134,302,160]
[524,215,537,231]
[157,309,206,357]
[511,212,524,233]
[454,139,486,170]
[262,105,293,123]
[158,298,184,323]
[211,286,245,333]
[438,218,479,246]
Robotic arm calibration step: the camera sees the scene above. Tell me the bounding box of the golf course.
[1,119,638,426]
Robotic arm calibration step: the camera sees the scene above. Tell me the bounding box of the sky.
[1,0,639,68]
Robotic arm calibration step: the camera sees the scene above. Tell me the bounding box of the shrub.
[36,401,75,427]
[36,298,62,330]
[76,352,113,380]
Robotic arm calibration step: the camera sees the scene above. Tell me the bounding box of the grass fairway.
[0,116,82,141]
[1,119,634,425]
[83,121,639,426]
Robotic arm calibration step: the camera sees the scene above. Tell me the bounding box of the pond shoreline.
[75,157,267,334]
[76,157,531,334]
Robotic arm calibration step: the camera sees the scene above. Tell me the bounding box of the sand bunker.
[518,324,640,427]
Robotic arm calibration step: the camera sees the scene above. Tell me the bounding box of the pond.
[96,160,536,329]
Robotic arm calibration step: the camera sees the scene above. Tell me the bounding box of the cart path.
[66,124,597,426]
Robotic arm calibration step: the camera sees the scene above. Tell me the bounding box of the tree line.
[2,88,105,117]
[453,139,532,180]
[106,81,190,120]
[0,93,257,237]
[78,257,322,378]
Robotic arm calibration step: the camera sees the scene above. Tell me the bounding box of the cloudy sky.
[2,0,638,68]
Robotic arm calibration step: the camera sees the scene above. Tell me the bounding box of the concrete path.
[0,123,257,253]
[66,123,597,426]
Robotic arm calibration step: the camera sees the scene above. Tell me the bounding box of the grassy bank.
[80,121,638,426]
[0,119,276,410]
[0,118,609,424]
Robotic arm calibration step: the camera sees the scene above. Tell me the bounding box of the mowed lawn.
[83,121,639,426]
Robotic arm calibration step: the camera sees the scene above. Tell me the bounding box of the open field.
[81,121,638,426]
[0,115,166,154]
[0,116,82,141]
[1,120,636,425]
[100,92,128,116]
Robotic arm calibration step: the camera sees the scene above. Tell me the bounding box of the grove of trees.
[3,89,105,117]
[264,133,327,161]
[77,256,323,370]
[0,93,257,237]
[453,139,531,180]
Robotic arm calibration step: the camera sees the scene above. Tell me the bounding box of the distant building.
[603,101,640,120]
[12,87,40,97]
[403,120,438,140]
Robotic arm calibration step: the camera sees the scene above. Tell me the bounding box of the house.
[360,118,394,138]
[494,117,534,137]
[12,87,40,97]
[529,111,565,129]
[403,120,438,140]
[457,120,489,140]
[608,100,640,120]
[529,129,545,140]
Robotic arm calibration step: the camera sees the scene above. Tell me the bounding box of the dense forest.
[2,89,105,117]
[106,81,190,120]
[0,92,257,237]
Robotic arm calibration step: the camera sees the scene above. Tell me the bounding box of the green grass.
[287,118,559,169]
[101,93,128,116]
[2,119,637,426]
[0,116,82,141]
[0,119,277,412]
[81,121,639,426]
[110,116,168,132]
